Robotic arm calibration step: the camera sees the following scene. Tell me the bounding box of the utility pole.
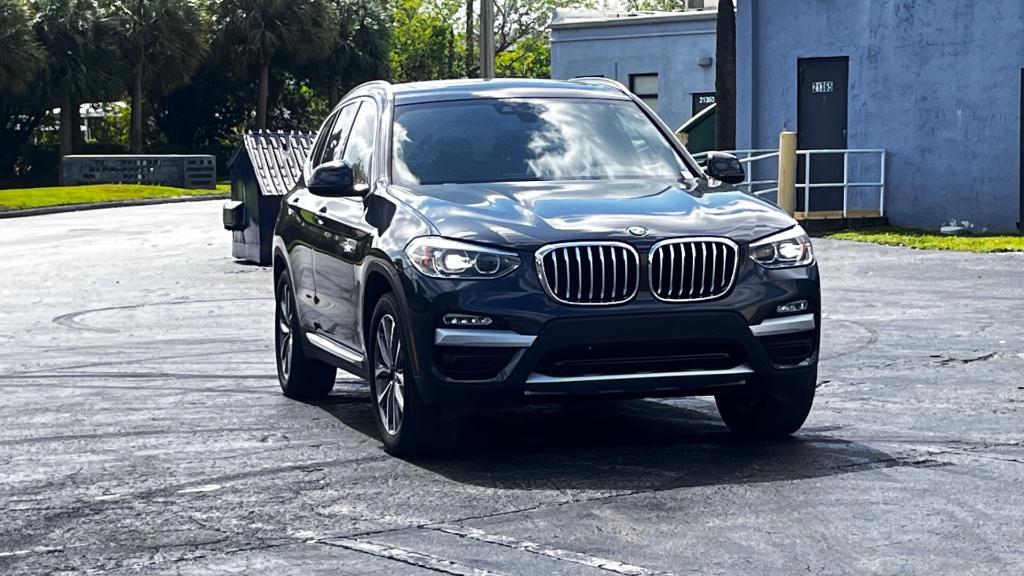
[480,0,495,79]
[465,0,474,76]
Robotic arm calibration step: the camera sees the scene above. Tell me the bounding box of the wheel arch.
[361,258,405,355]
[272,238,292,285]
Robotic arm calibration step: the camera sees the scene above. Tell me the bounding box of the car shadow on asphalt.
[310,391,898,492]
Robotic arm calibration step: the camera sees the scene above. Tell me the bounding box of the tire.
[275,273,336,400]
[369,293,458,456]
[715,369,816,438]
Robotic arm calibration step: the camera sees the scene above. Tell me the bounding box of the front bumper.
[396,258,820,406]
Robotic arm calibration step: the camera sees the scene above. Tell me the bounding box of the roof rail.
[569,76,631,96]
[347,79,393,99]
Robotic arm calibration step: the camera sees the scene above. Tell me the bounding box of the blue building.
[550,8,718,131]
[737,0,1024,232]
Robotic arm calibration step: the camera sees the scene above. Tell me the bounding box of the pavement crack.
[0,426,281,447]
[932,352,998,365]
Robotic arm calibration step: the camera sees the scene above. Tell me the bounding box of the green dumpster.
[675,102,717,155]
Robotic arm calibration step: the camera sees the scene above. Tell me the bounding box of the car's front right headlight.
[749,226,814,269]
[405,236,521,279]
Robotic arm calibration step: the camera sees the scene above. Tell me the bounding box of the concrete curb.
[0,193,229,219]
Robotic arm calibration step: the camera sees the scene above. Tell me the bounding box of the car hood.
[388,179,796,249]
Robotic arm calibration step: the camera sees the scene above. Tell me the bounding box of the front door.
[797,57,849,213]
[313,99,379,354]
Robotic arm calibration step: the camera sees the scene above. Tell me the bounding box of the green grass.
[0,183,229,211]
[824,226,1024,253]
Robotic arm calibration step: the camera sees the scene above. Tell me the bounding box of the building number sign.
[812,81,834,94]
[697,95,716,105]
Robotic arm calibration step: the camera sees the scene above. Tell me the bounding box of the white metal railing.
[692,149,780,198]
[691,148,887,217]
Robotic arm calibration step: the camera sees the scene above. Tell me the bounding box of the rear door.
[797,57,849,213]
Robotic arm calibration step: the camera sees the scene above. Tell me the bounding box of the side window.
[321,103,359,164]
[309,111,340,168]
[342,101,378,186]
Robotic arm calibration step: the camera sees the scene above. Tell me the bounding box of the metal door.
[797,57,848,212]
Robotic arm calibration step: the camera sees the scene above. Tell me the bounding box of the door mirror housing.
[705,152,746,185]
[308,160,359,197]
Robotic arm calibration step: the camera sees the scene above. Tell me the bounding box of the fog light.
[443,313,493,327]
[777,300,809,314]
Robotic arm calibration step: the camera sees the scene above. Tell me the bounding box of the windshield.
[391,98,690,185]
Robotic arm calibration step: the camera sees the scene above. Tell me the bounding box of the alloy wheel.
[374,314,405,435]
[277,282,293,381]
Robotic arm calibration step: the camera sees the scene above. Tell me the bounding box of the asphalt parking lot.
[1,201,1022,575]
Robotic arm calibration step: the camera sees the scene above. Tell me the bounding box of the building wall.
[551,15,717,131]
[737,0,1024,232]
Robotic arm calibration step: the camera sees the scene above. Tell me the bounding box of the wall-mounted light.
[698,57,714,68]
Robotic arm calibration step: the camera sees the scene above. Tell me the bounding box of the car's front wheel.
[370,294,457,456]
[715,370,816,437]
[275,273,336,399]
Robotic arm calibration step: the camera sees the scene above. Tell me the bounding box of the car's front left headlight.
[405,236,521,279]
[749,226,814,269]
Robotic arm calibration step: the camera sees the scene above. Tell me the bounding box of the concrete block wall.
[551,13,717,131]
[737,0,1024,232]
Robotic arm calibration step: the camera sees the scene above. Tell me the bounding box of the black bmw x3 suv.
[272,78,820,455]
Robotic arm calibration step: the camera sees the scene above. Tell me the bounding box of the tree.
[625,0,681,10]
[109,0,209,153]
[213,0,338,129]
[0,0,44,96]
[483,0,594,79]
[714,0,735,150]
[317,0,390,105]
[0,97,47,182]
[389,0,462,82]
[495,34,548,78]
[30,0,123,162]
[492,0,571,54]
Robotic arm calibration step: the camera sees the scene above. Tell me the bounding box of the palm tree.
[30,0,122,161]
[0,0,44,96]
[213,0,337,129]
[109,0,209,153]
[321,0,390,105]
[715,0,736,150]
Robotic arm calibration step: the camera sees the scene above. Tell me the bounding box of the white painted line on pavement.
[430,524,675,576]
[319,537,509,576]
[177,484,223,494]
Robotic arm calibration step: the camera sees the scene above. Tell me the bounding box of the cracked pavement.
[1,201,1022,575]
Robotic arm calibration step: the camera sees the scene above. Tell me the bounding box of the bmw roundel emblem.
[627,226,649,237]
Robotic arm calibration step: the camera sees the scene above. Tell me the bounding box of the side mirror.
[308,160,358,197]
[705,152,746,185]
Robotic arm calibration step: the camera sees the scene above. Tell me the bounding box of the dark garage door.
[797,57,849,213]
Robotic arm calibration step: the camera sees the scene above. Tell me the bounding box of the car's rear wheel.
[276,273,335,399]
[715,370,816,437]
[370,294,457,456]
